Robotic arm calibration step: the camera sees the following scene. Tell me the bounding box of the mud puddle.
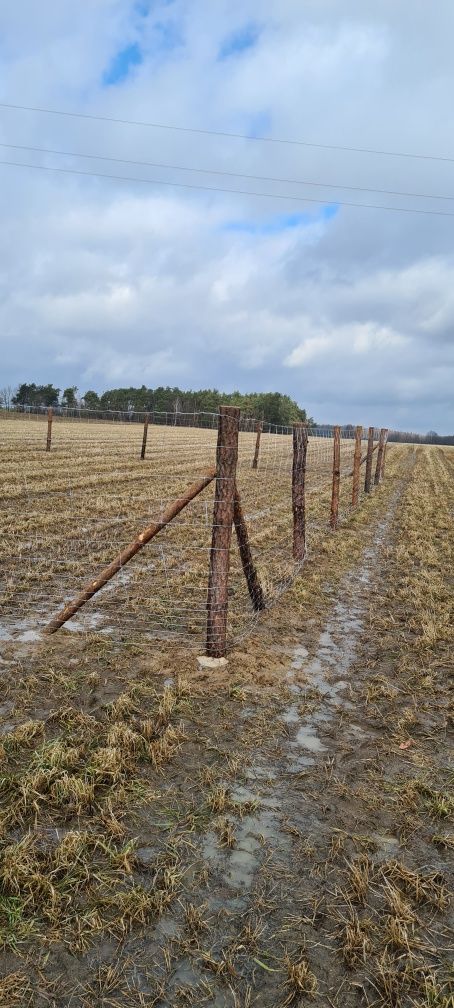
[0,618,43,642]
[282,508,396,767]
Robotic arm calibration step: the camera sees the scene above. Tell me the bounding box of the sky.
[0,1,453,433]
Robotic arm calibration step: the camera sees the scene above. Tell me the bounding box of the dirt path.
[0,445,452,1007]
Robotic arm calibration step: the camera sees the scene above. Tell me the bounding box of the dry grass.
[0,431,452,1006]
[283,954,318,1002]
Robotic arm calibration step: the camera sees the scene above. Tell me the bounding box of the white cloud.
[285,323,408,367]
[0,1,453,431]
[285,334,332,366]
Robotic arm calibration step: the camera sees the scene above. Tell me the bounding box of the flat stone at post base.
[197,655,229,670]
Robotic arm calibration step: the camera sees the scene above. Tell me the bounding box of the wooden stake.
[381,430,389,479]
[252,421,262,469]
[292,422,308,559]
[233,487,265,611]
[46,407,53,451]
[351,425,362,506]
[374,428,387,484]
[330,425,341,529]
[140,414,149,460]
[206,406,240,658]
[364,426,374,493]
[44,467,216,633]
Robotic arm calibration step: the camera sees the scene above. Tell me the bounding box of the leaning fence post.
[206,406,240,658]
[351,425,362,506]
[330,425,341,529]
[140,414,149,460]
[292,422,308,559]
[233,487,265,611]
[44,467,216,634]
[252,421,262,469]
[364,426,374,493]
[374,428,387,485]
[46,407,53,451]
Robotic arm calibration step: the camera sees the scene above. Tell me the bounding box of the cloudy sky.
[1,1,453,432]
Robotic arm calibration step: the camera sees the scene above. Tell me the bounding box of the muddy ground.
[0,444,453,1007]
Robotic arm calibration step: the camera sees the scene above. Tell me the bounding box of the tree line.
[4,382,313,427]
[321,424,454,445]
[387,429,454,446]
[3,382,453,442]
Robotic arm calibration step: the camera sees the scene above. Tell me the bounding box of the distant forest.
[2,382,453,443]
[4,382,313,427]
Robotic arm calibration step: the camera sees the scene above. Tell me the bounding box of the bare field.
[1,427,452,1008]
[1,416,365,645]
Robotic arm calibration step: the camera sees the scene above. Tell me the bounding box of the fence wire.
[0,409,383,648]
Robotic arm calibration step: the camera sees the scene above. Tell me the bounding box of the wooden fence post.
[381,430,389,479]
[374,428,387,485]
[292,422,308,559]
[351,425,362,506]
[46,407,53,451]
[252,421,262,469]
[140,414,149,460]
[330,426,341,529]
[206,406,240,658]
[364,426,374,493]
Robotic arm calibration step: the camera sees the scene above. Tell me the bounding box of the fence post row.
[140,414,149,460]
[206,406,240,658]
[292,422,308,560]
[364,426,374,493]
[330,425,341,530]
[351,425,362,506]
[252,420,262,469]
[46,407,53,451]
[374,427,387,485]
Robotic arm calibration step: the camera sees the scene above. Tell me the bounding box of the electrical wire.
[1,101,454,164]
[2,158,454,217]
[1,141,454,203]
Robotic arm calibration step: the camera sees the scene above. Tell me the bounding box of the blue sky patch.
[218,22,261,60]
[134,0,152,14]
[150,18,182,54]
[246,110,272,138]
[223,204,339,236]
[103,42,143,86]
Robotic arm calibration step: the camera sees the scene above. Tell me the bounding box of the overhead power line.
[1,141,454,203]
[2,157,454,217]
[1,101,454,165]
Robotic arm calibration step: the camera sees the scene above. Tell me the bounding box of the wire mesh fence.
[0,407,385,650]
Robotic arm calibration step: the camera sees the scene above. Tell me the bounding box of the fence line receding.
[0,407,388,656]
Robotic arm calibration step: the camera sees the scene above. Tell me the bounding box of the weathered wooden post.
[330,426,341,529]
[364,426,374,493]
[351,425,362,506]
[374,428,387,484]
[46,407,53,451]
[206,406,240,658]
[381,431,389,479]
[252,421,263,469]
[140,414,149,460]
[292,422,308,559]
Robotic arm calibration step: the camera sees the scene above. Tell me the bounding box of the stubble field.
[0,417,452,1008]
[1,415,362,645]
